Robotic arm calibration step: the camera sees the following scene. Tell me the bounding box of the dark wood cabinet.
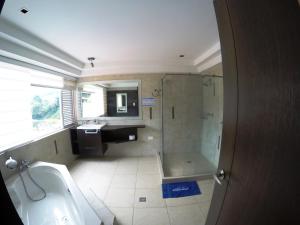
[70,125,145,156]
[70,128,107,156]
[101,125,145,143]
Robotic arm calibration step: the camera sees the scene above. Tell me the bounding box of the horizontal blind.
[61,89,75,127]
[30,70,63,88]
[0,65,32,150]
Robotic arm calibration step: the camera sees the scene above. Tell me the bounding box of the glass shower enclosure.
[161,74,223,179]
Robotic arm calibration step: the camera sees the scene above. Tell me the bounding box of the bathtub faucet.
[19,160,31,171]
[5,157,31,171]
[5,157,18,170]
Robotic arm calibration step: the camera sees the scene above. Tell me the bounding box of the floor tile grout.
[70,156,213,225]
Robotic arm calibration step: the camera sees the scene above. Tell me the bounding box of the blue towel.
[162,181,201,198]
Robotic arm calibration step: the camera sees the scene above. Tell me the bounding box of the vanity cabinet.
[70,125,145,156]
[70,128,107,156]
[101,125,145,143]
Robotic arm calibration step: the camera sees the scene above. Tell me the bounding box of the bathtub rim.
[5,161,102,225]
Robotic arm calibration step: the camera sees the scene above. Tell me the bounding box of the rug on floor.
[162,181,201,198]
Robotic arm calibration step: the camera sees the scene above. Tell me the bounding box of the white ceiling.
[1,0,220,76]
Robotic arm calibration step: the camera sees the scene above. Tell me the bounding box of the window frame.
[0,62,76,152]
[31,85,64,136]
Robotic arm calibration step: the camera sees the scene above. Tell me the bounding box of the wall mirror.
[77,80,142,120]
[116,93,128,113]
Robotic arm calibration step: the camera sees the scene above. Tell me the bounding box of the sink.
[77,123,106,130]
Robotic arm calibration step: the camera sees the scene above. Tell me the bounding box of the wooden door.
[207,0,300,225]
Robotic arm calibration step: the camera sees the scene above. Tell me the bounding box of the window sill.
[0,127,70,154]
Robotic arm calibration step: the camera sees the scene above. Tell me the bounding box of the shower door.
[162,75,204,177]
[200,76,223,169]
[162,75,223,178]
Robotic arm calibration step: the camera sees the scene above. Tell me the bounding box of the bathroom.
[1,0,298,224]
[2,0,295,225]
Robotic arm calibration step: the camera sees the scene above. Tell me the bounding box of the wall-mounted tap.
[19,160,31,171]
[5,157,18,170]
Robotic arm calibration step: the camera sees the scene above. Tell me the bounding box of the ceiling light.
[20,8,29,14]
[88,57,95,68]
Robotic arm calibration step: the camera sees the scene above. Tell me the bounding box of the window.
[80,85,105,118]
[0,62,75,151]
[31,86,62,136]
[62,89,75,127]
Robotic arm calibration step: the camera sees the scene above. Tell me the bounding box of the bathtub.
[5,161,102,225]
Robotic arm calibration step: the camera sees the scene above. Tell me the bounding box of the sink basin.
[77,123,106,130]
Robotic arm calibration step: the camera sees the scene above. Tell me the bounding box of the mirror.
[116,93,128,113]
[77,80,141,119]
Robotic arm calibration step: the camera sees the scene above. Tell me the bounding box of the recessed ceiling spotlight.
[179,54,185,58]
[88,57,95,68]
[20,8,29,14]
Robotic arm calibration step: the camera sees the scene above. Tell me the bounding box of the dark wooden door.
[207,0,300,225]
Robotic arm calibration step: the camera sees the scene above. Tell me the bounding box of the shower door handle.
[214,169,225,185]
[172,106,175,119]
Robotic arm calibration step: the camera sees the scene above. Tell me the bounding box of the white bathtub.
[5,161,102,225]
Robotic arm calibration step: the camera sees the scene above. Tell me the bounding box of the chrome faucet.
[5,157,31,170]
[5,157,18,170]
[19,160,31,171]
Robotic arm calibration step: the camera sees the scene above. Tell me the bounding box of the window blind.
[61,89,75,127]
[30,70,64,88]
[0,64,32,150]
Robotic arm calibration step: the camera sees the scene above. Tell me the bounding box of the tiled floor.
[163,152,217,177]
[69,156,214,225]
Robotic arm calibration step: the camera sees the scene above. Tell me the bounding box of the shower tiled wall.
[162,75,203,154]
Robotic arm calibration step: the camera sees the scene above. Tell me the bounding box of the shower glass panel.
[162,75,223,178]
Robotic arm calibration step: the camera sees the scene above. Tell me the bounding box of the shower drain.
[61,216,69,224]
[139,197,147,202]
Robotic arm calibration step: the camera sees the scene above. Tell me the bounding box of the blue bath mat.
[162,181,201,198]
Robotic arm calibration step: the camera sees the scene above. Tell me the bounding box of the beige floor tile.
[134,188,166,208]
[88,183,110,200]
[167,204,206,225]
[197,179,215,191]
[196,183,213,203]
[110,207,133,225]
[137,162,159,174]
[115,161,138,175]
[111,174,137,189]
[165,195,199,207]
[105,188,135,207]
[70,156,214,225]
[133,208,170,225]
[136,174,161,188]
[118,157,139,164]
[138,156,157,164]
[198,201,211,219]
